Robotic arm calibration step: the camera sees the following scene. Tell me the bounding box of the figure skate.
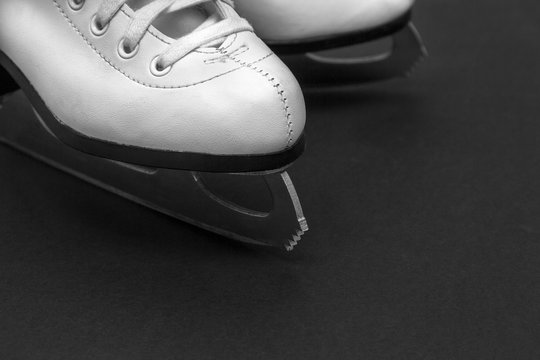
[235,0,428,86]
[0,0,308,250]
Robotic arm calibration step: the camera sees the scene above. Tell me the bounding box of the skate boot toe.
[235,0,415,42]
[359,0,415,29]
[223,53,306,157]
[0,0,307,172]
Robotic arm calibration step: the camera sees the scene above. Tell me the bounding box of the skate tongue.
[127,0,225,48]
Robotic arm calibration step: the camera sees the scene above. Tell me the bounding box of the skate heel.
[0,64,19,96]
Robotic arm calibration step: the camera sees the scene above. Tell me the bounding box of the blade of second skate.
[280,23,428,86]
[0,91,308,250]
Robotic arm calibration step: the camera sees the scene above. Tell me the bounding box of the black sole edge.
[268,10,413,55]
[0,51,305,173]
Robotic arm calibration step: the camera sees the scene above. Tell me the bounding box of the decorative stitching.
[205,45,248,64]
[225,49,294,148]
[51,0,264,89]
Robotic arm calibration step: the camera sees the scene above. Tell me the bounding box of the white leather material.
[235,0,415,42]
[0,0,305,155]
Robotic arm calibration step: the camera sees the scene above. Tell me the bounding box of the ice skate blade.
[0,91,308,251]
[280,23,427,87]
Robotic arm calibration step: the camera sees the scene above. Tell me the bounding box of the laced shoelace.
[92,0,252,71]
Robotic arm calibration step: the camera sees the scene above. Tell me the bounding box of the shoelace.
[93,0,253,71]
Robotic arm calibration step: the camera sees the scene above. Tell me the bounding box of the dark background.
[1,0,540,358]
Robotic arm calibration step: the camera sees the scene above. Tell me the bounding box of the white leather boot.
[0,0,306,172]
[235,0,415,53]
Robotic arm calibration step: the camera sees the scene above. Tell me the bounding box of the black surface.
[1,0,540,358]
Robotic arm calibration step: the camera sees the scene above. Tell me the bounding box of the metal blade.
[0,91,308,250]
[280,23,428,87]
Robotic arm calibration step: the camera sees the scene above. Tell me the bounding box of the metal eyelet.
[117,38,139,59]
[150,56,172,77]
[90,14,109,37]
[68,0,85,11]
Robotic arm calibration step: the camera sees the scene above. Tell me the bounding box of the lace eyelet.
[150,56,172,77]
[117,38,139,59]
[90,14,109,37]
[68,0,85,11]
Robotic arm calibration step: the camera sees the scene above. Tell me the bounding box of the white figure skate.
[235,0,428,86]
[0,0,308,250]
